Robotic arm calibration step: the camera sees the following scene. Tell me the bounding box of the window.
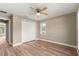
[40,22,46,35]
[0,23,6,36]
[0,27,4,34]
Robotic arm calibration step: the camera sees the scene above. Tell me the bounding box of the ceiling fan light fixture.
[36,13,40,16]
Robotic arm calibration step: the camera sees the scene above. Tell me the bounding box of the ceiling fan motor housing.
[36,9,40,13]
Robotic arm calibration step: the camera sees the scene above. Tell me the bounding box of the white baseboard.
[39,39,77,48]
[13,42,23,47]
[13,39,36,47]
[22,39,36,43]
[12,39,77,49]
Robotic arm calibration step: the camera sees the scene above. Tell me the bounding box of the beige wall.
[41,13,77,46]
[36,21,40,39]
[12,15,22,44]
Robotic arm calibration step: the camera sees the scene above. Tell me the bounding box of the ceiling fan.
[29,7,48,16]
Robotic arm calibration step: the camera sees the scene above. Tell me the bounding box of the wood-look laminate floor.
[0,39,78,56]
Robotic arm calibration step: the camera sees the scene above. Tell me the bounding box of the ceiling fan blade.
[29,7,37,13]
[40,8,48,15]
[0,10,7,14]
[40,12,48,15]
[41,7,47,11]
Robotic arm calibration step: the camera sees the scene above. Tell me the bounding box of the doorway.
[0,19,9,47]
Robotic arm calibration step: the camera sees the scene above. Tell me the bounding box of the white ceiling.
[0,3,79,21]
